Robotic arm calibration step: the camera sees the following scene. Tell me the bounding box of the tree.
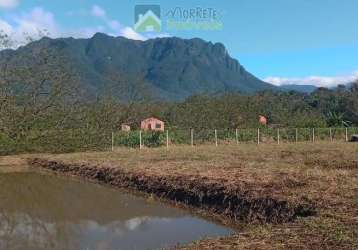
[325,111,351,127]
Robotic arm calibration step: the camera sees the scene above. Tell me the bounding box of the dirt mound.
[29,158,315,224]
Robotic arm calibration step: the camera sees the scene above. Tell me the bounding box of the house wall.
[259,116,268,125]
[141,118,164,131]
[121,124,131,132]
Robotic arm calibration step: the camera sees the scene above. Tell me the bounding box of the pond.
[0,171,233,250]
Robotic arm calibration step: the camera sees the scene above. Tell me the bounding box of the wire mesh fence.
[112,127,358,149]
[1,127,357,155]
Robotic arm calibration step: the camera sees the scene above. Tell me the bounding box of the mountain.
[279,84,317,93]
[0,33,275,101]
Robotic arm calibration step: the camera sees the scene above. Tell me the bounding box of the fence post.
[139,130,142,150]
[191,129,194,147]
[215,129,218,147]
[235,129,239,144]
[330,128,333,142]
[257,128,260,145]
[295,128,298,143]
[111,132,114,152]
[166,130,169,149]
[312,128,315,143]
[345,127,348,142]
[277,128,280,145]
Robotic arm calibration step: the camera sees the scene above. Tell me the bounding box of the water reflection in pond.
[0,171,233,250]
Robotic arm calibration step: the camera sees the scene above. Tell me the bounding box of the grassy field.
[28,142,358,249]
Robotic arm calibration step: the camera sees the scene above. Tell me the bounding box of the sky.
[0,0,358,87]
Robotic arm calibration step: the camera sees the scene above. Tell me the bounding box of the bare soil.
[0,154,30,173]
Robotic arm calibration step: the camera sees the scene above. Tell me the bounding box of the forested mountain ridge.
[0,33,276,101]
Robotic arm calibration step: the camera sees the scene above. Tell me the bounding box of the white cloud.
[0,5,170,50]
[89,4,146,40]
[108,20,121,30]
[89,4,169,41]
[119,26,145,40]
[0,7,61,47]
[14,7,59,36]
[91,4,106,18]
[0,7,59,48]
[0,19,13,34]
[0,0,19,9]
[125,217,148,231]
[264,70,358,87]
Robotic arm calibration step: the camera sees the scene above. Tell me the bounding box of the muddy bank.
[29,158,315,224]
[0,155,30,173]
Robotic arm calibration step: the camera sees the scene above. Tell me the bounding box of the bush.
[0,134,18,155]
[116,131,140,148]
[115,131,164,148]
[142,131,164,147]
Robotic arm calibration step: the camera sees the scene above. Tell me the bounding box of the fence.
[112,127,358,150]
[1,127,356,155]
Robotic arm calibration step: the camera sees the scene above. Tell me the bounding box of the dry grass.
[32,142,358,249]
[0,154,31,173]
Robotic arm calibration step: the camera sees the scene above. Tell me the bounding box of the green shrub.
[142,131,164,147]
[0,134,18,155]
[115,131,140,148]
[115,131,164,148]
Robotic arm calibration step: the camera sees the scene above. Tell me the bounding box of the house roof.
[141,117,163,122]
[134,10,161,30]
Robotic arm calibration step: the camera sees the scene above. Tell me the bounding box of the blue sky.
[1,0,358,86]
